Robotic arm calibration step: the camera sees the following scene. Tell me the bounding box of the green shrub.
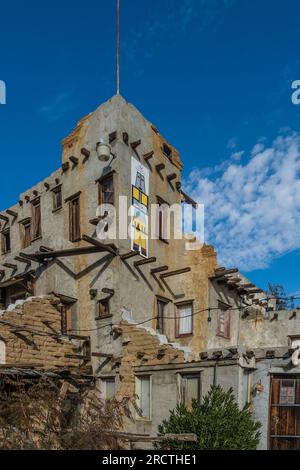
[158,385,261,450]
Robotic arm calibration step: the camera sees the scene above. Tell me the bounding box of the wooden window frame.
[68,194,81,243]
[175,301,194,338]
[19,218,32,249]
[52,185,62,212]
[216,301,231,339]
[1,228,11,254]
[181,373,201,407]
[156,297,169,335]
[98,173,115,207]
[31,198,42,241]
[162,143,172,159]
[98,298,111,319]
[156,196,170,244]
[135,375,152,421]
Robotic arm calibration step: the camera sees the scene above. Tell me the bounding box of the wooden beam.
[81,148,90,160]
[81,234,118,256]
[120,251,140,261]
[210,268,239,280]
[123,132,129,145]
[69,156,79,166]
[144,151,154,162]
[151,265,169,274]
[19,252,42,263]
[160,267,191,279]
[175,181,182,191]
[44,182,50,191]
[0,214,9,222]
[33,246,105,259]
[134,257,157,267]
[3,263,17,270]
[156,163,165,173]
[62,162,70,172]
[39,245,53,252]
[6,209,18,218]
[91,352,113,358]
[131,140,141,150]
[167,173,177,182]
[102,288,115,296]
[245,288,264,294]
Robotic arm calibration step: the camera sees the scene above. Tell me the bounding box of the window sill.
[95,315,113,321]
[159,238,169,245]
[175,333,193,339]
[31,236,42,244]
[216,333,231,340]
[52,207,62,214]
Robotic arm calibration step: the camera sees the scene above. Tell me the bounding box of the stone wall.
[0,296,86,369]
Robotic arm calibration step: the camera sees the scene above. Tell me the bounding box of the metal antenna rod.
[116,0,120,95]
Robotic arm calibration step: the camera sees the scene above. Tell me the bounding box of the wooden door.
[269,375,300,450]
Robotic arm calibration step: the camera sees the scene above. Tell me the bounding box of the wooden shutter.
[32,200,41,240]
[69,196,80,242]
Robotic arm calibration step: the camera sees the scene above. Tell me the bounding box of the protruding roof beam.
[131,140,141,150]
[6,209,18,218]
[160,267,191,279]
[167,173,177,182]
[150,265,169,275]
[120,251,140,261]
[69,156,79,166]
[210,268,239,280]
[81,234,118,256]
[134,257,157,267]
[144,151,154,162]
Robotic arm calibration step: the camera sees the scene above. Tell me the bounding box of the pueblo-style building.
[0,95,300,450]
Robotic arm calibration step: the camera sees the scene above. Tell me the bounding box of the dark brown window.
[20,219,31,248]
[157,299,168,335]
[217,302,231,339]
[156,197,169,243]
[53,186,62,211]
[61,302,73,335]
[31,198,42,240]
[99,299,110,319]
[99,175,114,206]
[176,302,193,337]
[1,229,11,254]
[162,143,172,158]
[69,196,80,242]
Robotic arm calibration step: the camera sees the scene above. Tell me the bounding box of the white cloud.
[185,132,300,271]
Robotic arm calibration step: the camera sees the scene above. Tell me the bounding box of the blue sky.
[0,0,300,298]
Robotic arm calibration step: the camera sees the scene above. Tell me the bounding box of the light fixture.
[97,142,112,162]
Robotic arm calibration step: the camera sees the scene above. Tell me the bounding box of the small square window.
[162,144,172,158]
[99,299,110,318]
